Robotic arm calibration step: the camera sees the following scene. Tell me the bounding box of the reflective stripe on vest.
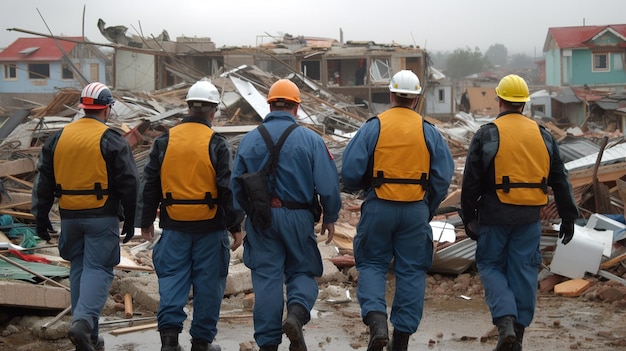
[372,108,430,201]
[493,114,550,205]
[161,122,218,221]
[53,118,109,210]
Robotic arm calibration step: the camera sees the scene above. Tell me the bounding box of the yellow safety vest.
[53,118,109,210]
[161,122,219,221]
[493,114,550,205]
[372,108,430,201]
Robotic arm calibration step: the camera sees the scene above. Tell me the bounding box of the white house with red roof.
[543,24,626,88]
[0,36,108,107]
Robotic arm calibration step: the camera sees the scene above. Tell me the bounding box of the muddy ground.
[2,270,626,351]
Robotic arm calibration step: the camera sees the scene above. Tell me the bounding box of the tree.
[508,53,535,70]
[485,43,508,67]
[445,47,488,80]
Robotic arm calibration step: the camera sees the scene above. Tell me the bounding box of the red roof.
[0,37,83,62]
[547,24,626,49]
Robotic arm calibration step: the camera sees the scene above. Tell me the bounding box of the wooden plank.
[618,178,626,217]
[0,210,34,220]
[109,322,158,336]
[0,209,34,220]
[3,174,34,189]
[0,201,30,210]
[0,159,36,177]
[600,253,626,270]
[568,162,626,188]
[554,278,591,297]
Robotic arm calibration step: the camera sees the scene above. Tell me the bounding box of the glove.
[464,219,480,241]
[559,221,574,245]
[121,221,135,243]
[36,218,53,242]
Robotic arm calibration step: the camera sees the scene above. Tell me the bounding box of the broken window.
[593,53,609,72]
[301,60,321,80]
[370,58,391,84]
[3,64,17,80]
[62,63,74,80]
[28,63,50,79]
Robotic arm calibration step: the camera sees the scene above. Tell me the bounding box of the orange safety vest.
[493,114,550,205]
[161,122,219,221]
[372,108,430,201]
[53,118,109,210]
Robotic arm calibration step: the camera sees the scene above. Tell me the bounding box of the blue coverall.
[138,116,244,343]
[230,111,342,347]
[461,111,579,327]
[341,111,454,334]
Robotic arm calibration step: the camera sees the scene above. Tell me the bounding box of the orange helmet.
[267,79,301,104]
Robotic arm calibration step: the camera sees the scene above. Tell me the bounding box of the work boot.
[364,311,389,351]
[91,335,104,351]
[259,345,279,351]
[386,329,410,351]
[282,303,309,351]
[191,337,221,351]
[68,319,96,351]
[494,316,516,351]
[511,323,525,351]
[159,328,183,351]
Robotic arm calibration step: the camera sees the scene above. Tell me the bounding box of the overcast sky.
[2,0,625,56]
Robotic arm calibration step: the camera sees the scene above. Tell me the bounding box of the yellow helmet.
[267,79,301,104]
[495,74,530,103]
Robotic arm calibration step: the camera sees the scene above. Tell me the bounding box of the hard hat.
[186,79,220,104]
[389,70,422,98]
[79,82,114,110]
[495,74,530,103]
[267,79,301,104]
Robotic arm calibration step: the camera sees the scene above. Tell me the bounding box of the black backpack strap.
[258,123,298,175]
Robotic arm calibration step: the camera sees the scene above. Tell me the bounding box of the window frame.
[3,63,18,80]
[28,62,50,79]
[62,63,74,80]
[592,53,610,72]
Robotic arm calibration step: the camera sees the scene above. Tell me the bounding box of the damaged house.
[540,24,626,134]
[0,36,108,107]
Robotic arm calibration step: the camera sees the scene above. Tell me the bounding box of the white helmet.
[389,70,422,98]
[186,78,220,104]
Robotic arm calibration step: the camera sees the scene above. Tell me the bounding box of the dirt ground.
[3,272,626,351]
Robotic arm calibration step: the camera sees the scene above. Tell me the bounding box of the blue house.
[543,24,626,88]
[0,37,108,108]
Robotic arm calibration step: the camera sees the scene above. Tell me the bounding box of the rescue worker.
[230,79,342,351]
[138,79,244,351]
[460,74,579,351]
[342,70,454,351]
[32,82,139,351]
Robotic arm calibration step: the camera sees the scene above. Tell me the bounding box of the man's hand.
[559,221,574,245]
[36,218,54,242]
[121,221,135,243]
[464,219,480,241]
[320,223,335,244]
[231,231,243,251]
[141,225,155,242]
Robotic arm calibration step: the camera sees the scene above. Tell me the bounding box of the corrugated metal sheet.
[558,136,600,163]
[565,143,626,171]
